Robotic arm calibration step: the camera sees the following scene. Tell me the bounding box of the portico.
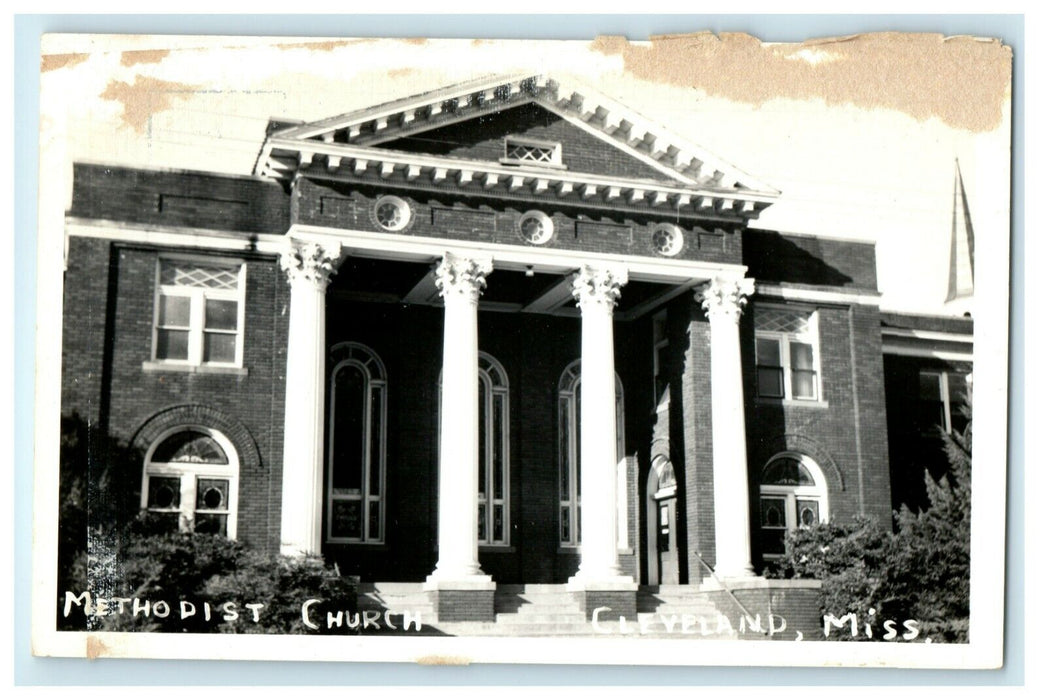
[273,220,759,619]
[258,71,777,620]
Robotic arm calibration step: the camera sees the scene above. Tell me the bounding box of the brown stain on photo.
[85,635,108,659]
[41,53,89,73]
[120,49,170,67]
[100,75,202,132]
[592,32,1012,133]
[415,654,472,666]
[274,39,366,51]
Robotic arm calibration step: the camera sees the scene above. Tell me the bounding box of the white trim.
[881,328,974,343]
[265,136,778,205]
[151,258,246,370]
[260,72,778,193]
[754,305,822,403]
[141,426,240,539]
[66,219,289,255]
[326,343,387,545]
[755,283,882,306]
[502,136,564,167]
[435,351,512,547]
[919,370,954,434]
[880,343,975,362]
[758,453,829,560]
[557,360,625,549]
[478,353,511,547]
[534,100,696,185]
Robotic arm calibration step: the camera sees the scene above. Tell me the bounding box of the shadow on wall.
[743,231,855,288]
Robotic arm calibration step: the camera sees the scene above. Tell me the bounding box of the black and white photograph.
[30,30,1012,668]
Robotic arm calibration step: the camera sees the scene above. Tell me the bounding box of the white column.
[426,252,494,587]
[568,265,635,589]
[278,239,341,556]
[699,276,757,578]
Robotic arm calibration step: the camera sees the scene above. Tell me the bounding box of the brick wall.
[377,102,671,181]
[69,164,290,235]
[706,582,823,641]
[60,238,290,552]
[676,297,717,580]
[294,179,744,266]
[743,229,879,291]
[741,300,893,571]
[323,298,646,583]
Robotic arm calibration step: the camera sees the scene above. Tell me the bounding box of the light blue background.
[13,13,1025,686]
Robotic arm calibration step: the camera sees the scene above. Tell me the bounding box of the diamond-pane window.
[154,259,244,367]
[754,306,820,401]
[504,138,562,166]
[754,307,810,334]
[160,263,240,290]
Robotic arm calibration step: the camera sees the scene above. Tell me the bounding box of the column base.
[566,577,639,621]
[423,576,496,622]
[279,543,316,558]
[713,564,757,579]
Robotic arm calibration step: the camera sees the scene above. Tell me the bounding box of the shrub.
[62,525,358,635]
[773,404,972,642]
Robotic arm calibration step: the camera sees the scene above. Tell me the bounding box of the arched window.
[758,453,829,558]
[327,342,387,544]
[478,353,510,545]
[437,351,510,546]
[557,359,626,547]
[141,428,240,537]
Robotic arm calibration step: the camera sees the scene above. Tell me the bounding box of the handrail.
[695,553,770,636]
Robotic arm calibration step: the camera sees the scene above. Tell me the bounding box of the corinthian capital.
[698,277,755,323]
[571,265,629,310]
[434,252,493,303]
[280,240,342,289]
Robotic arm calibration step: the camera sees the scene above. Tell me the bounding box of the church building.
[59,73,968,625]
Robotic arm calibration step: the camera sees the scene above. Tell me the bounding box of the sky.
[39,32,1013,315]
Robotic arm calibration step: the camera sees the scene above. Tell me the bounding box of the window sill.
[143,361,248,377]
[326,541,388,550]
[754,397,829,409]
[498,158,568,171]
[479,545,516,553]
[557,546,634,555]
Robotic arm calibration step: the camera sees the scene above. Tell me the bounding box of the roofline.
[256,72,780,196]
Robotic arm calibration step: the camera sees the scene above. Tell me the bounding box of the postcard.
[31,31,1012,668]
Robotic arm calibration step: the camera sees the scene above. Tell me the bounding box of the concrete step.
[359,582,427,594]
[495,601,582,613]
[495,612,588,624]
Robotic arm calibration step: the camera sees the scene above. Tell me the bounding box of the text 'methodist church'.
[60,73,974,625]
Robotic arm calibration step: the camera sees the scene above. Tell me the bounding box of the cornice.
[264,138,775,221]
[255,73,781,219]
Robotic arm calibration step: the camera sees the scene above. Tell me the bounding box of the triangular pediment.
[256,73,779,219]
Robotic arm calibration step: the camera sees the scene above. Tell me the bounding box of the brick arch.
[131,404,262,473]
[761,434,845,491]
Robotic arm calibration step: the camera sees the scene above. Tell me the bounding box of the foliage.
[72,525,359,634]
[773,401,972,642]
[58,414,358,635]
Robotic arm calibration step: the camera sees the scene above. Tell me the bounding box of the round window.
[374,195,411,231]
[517,210,554,245]
[651,224,684,256]
[153,484,177,509]
[202,487,225,509]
